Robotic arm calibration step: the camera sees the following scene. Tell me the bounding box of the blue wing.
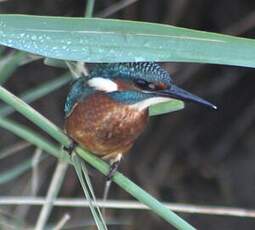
[64,76,93,117]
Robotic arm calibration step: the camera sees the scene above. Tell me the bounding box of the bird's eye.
[134,79,168,91]
[134,79,148,87]
[134,79,157,91]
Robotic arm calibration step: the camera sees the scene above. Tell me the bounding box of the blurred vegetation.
[0,0,255,229]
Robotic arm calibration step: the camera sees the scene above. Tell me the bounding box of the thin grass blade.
[0,141,31,160]
[0,85,71,147]
[85,0,95,17]
[43,58,69,69]
[0,51,27,84]
[0,154,47,184]
[80,158,107,226]
[0,117,71,163]
[72,154,108,230]
[35,160,68,230]
[0,73,72,116]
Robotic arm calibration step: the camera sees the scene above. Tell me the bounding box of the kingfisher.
[64,62,216,180]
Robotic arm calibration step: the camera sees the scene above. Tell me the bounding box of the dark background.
[1,0,255,229]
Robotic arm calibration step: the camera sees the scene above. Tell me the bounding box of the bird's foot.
[106,154,122,181]
[106,161,120,181]
[63,139,77,155]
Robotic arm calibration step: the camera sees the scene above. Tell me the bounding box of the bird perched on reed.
[64,62,216,180]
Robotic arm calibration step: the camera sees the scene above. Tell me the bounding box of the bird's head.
[87,62,217,111]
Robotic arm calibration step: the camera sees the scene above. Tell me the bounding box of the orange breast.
[64,92,148,159]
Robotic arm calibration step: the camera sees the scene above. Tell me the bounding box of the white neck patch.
[131,97,172,111]
[88,77,118,92]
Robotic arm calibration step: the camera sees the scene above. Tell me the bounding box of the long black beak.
[157,85,217,110]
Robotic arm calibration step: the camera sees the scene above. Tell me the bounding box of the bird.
[64,62,217,180]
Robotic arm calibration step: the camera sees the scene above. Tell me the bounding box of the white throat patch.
[131,97,172,111]
[88,77,118,92]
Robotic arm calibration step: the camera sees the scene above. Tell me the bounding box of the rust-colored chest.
[64,93,148,159]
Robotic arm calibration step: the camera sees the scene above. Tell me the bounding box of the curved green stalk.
[0,86,70,147]
[0,73,72,117]
[0,117,71,163]
[0,84,195,229]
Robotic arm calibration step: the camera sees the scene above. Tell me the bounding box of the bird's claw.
[63,140,77,155]
[106,160,121,181]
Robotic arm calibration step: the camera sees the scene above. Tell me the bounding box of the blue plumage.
[91,62,172,86]
[64,62,216,118]
[64,77,93,117]
[108,91,153,105]
[65,62,172,116]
